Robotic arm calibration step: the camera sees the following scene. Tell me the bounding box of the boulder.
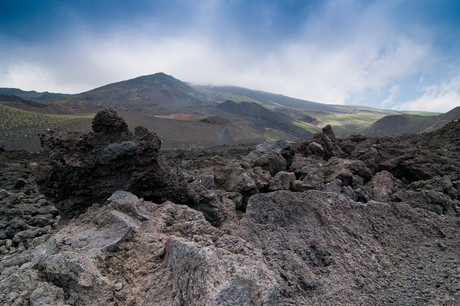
[253,152,287,176]
[268,171,296,191]
[297,125,343,160]
[214,165,259,199]
[324,158,372,186]
[363,170,398,203]
[244,139,294,165]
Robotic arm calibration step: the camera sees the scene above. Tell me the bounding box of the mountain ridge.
[362,106,460,137]
[0,72,452,150]
[0,88,69,100]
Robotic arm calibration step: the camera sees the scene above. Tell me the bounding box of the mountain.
[45,73,217,111]
[0,88,69,100]
[362,106,460,137]
[0,72,445,150]
[216,100,313,140]
[0,94,49,108]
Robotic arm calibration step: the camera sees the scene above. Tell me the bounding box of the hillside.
[0,88,69,100]
[0,72,446,150]
[362,106,460,137]
[196,85,345,112]
[0,103,93,150]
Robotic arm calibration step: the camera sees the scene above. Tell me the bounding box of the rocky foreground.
[1,109,460,305]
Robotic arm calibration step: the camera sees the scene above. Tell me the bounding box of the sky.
[1,0,460,112]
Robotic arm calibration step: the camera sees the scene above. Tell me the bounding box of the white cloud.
[395,77,460,112]
[1,62,64,93]
[0,0,447,111]
[380,84,400,108]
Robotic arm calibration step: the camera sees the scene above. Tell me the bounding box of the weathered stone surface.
[0,192,279,305]
[3,114,460,305]
[107,191,149,221]
[336,120,460,212]
[0,151,59,256]
[148,236,278,305]
[237,190,460,305]
[324,158,373,185]
[253,152,287,176]
[214,165,259,198]
[244,139,294,166]
[39,251,115,305]
[339,121,460,182]
[363,170,398,202]
[268,171,295,191]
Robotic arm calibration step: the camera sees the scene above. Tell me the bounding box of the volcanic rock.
[268,171,295,191]
[297,125,343,160]
[0,192,278,305]
[236,190,460,305]
[37,108,189,218]
[2,114,460,305]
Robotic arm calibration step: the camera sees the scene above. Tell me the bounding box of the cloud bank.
[1,0,460,112]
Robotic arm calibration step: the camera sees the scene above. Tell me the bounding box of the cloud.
[395,77,460,112]
[380,84,401,108]
[0,0,457,113]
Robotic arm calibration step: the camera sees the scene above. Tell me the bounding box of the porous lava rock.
[297,125,343,160]
[0,151,59,255]
[3,115,460,305]
[37,108,189,218]
[0,192,278,305]
[337,120,460,214]
[236,190,460,305]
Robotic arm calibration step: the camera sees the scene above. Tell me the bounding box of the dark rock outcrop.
[337,120,460,214]
[0,151,59,255]
[297,125,343,160]
[37,108,189,218]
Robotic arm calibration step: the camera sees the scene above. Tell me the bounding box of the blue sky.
[1,0,460,112]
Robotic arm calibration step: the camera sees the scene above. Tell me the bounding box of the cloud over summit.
[1,0,460,112]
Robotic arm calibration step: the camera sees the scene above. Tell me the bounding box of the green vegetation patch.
[0,103,93,149]
[224,94,261,104]
[292,120,319,134]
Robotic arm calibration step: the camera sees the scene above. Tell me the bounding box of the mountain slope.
[0,103,92,150]
[362,106,460,137]
[0,88,69,100]
[1,72,450,150]
[45,73,216,110]
[196,85,346,112]
[216,100,314,141]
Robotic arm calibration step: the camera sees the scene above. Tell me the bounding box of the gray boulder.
[253,152,287,176]
[363,170,398,202]
[244,139,293,164]
[269,171,296,191]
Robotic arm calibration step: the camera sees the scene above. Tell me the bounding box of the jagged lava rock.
[1,191,279,305]
[297,125,343,160]
[37,108,189,217]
